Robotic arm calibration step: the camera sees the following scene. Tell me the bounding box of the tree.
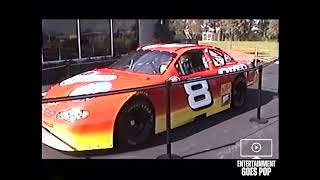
[237,19,248,41]
[248,19,259,41]
[164,19,278,42]
[266,20,279,41]
[154,20,175,43]
[257,19,270,40]
[189,19,202,39]
[169,19,186,36]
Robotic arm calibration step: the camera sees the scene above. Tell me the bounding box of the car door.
[207,48,236,108]
[168,49,225,129]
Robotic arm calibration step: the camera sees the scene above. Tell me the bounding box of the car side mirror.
[168,76,180,82]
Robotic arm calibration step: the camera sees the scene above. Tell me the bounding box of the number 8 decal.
[184,80,213,110]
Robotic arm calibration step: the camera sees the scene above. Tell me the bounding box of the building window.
[42,19,79,61]
[80,19,111,58]
[112,19,139,55]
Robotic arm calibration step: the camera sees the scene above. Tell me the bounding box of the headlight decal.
[56,108,89,122]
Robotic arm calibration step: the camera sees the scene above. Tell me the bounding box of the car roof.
[138,43,214,54]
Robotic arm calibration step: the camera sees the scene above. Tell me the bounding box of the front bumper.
[42,120,114,151]
[42,127,76,151]
[42,92,133,151]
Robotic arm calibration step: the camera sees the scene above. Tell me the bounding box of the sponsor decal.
[135,91,148,96]
[224,54,232,62]
[222,93,231,106]
[42,107,55,116]
[208,50,225,67]
[218,64,248,74]
[221,82,232,106]
[221,82,232,94]
[43,120,53,128]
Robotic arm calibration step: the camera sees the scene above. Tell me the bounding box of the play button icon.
[240,139,273,158]
[251,142,262,153]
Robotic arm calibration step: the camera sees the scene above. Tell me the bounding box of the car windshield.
[110,50,173,74]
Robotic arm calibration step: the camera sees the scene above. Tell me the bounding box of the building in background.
[42,19,159,63]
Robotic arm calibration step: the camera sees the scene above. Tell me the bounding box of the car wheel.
[115,100,154,147]
[231,75,247,108]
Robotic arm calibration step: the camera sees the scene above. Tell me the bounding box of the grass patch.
[198,41,279,58]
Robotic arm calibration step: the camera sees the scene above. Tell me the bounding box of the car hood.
[44,68,163,98]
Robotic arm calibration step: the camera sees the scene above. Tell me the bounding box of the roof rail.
[136,43,163,51]
[173,44,199,52]
[172,43,213,52]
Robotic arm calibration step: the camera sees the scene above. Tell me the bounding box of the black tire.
[231,75,247,108]
[115,99,154,147]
